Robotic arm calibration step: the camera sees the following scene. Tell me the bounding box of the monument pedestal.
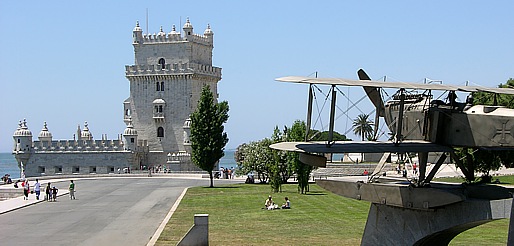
[362,198,512,246]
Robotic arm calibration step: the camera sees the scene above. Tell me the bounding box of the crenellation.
[125,62,221,78]
[138,32,212,46]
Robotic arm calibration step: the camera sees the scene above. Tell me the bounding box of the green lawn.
[156,183,508,246]
[436,174,514,185]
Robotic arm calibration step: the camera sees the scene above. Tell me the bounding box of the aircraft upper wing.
[277,76,514,95]
[269,140,453,153]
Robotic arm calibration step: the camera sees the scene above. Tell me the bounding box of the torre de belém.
[12,18,222,177]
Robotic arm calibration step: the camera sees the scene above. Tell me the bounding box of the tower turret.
[81,121,93,140]
[183,17,194,38]
[133,21,143,44]
[13,119,33,152]
[38,121,53,143]
[123,118,138,151]
[12,119,33,179]
[204,24,213,43]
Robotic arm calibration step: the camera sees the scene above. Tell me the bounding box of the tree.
[352,114,374,162]
[190,85,229,188]
[236,140,271,183]
[352,114,374,141]
[286,120,313,194]
[309,130,350,141]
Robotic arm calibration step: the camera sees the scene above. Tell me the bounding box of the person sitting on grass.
[265,195,277,210]
[281,197,291,209]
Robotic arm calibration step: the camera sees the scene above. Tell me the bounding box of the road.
[0,177,234,246]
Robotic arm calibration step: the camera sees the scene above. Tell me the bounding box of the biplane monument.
[271,69,514,245]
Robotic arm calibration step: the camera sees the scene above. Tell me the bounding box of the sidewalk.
[0,189,69,215]
[0,178,71,214]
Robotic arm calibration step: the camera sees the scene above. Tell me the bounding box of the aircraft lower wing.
[269,140,453,154]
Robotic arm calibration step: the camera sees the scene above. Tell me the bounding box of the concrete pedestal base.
[361,198,512,246]
[178,214,209,246]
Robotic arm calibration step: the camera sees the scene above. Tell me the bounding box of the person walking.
[34,179,41,200]
[69,180,76,200]
[45,183,51,201]
[23,179,30,200]
[52,186,58,202]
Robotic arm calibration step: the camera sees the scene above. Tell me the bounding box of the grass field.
[156,183,509,246]
[436,174,514,185]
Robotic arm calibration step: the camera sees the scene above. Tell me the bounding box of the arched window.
[154,106,159,113]
[158,105,163,113]
[125,109,131,116]
[160,82,164,91]
[158,58,166,69]
[157,127,164,137]
[156,82,160,91]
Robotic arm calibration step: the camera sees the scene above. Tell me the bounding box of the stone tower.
[124,18,222,170]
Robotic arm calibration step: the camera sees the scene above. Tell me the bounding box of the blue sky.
[1,1,513,152]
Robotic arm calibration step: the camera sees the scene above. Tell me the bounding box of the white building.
[13,18,222,177]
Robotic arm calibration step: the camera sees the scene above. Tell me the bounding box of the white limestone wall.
[24,152,133,177]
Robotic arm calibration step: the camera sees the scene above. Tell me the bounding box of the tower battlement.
[133,18,214,47]
[139,32,212,46]
[125,62,221,78]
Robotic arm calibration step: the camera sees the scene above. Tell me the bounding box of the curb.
[147,187,189,246]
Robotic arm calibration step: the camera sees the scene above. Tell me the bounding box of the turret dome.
[14,119,32,137]
[81,121,93,140]
[158,26,166,36]
[204,24,213,36]
[169,24,180,35]
[123,118,138,136]
[133,21,142,32]
[183,17,193,29]
[38,121,53,139]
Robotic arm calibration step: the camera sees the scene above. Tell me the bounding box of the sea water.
[0,153,19,179]
[0,150,237,179]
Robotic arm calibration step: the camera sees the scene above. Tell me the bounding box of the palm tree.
[352,114,374,162]
[352,114,374,141]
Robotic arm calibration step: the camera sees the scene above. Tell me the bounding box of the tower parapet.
[132,19,213,46]
[125,62,221,78]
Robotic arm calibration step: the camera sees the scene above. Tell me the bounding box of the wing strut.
[327,85,337,147]
[395,89,406,145]
[368,152,391,182]
[305,84,314,142]
[423,153,448,184]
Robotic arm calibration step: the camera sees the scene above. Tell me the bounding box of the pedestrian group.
[14,179,76,202]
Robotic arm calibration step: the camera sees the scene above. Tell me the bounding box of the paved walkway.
[1,168,513,244]
[0,178,71,214]
[0,175,242,245]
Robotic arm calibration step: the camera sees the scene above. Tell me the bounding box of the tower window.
[158,105,163,113]
[130,138,135,143]
[156,82,160,91]
[125,109,131,116]
[161,82,164,91]
[157,127,164,137]
[158,58,166,69]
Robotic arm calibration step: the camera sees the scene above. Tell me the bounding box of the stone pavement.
[0,174,242,246]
